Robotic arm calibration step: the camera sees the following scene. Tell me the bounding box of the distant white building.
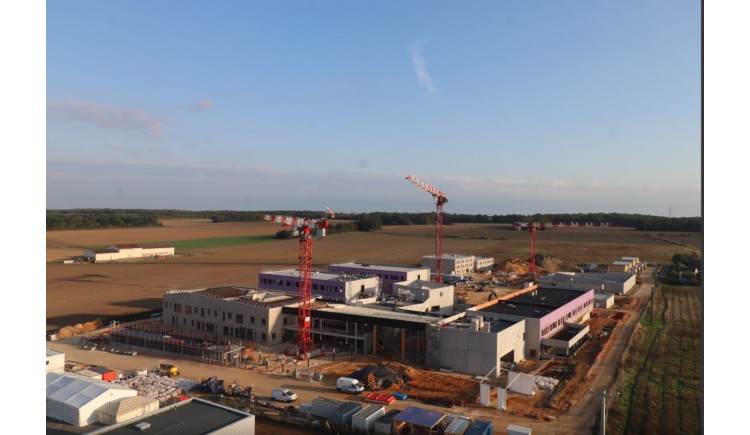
[538,272,636,295]
[83,243,174,262]
[422,254,494,275]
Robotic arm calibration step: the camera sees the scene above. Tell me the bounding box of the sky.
[45,1,702,217]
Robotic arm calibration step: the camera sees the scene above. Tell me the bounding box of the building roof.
[47,348,64,357]
[285,303,442,330]
[261,268,376,283]
[612,261,632,266]
[141,244,174,249]
[167,286,299,308]
[423,254,474,260]
[353,404,384,419]
[394,406,446,429]
[87,249,117,254]
[84,398,252,435]
[477,288,591,319]
[330,262,428,273]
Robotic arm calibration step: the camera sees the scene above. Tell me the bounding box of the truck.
[157,364,179,377]
[337,377,365,394]
[272,388,298,402]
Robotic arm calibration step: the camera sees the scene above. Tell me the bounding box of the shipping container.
[89,366,117,382]
[329,401,362,429]
[507,424,532,435]
[352,404,385,433]
[75,369,103,380]
[445,416,472,435]
[311,396,346,420]
[464,419,494,435]
[374,409,401,435]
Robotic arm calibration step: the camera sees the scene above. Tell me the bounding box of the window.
[228,312,232,320]
[201,308,205,317]
[261,318,266,326]
[236,314,244,324]
[207,323,215,333]
[283,318,288,325]
[251,316,255,324]
[174,304,182,313]
[272,333,276,340]
[186,306,192,315]
[262,333,267,341]
[183,318,186,325]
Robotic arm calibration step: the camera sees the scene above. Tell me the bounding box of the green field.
[82,234,277,251]
[608,285,703,434]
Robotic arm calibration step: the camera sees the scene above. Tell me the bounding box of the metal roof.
[394,406,446,429]
[84,398,251,435]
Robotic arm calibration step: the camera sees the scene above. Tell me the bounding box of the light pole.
[589,388,619,435]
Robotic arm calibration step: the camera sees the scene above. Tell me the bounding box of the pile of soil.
[497,258,529,275]
[349,363,413,390]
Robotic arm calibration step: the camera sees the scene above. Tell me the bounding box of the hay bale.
[73,324,85,335]
[58,326,75,338]
[83,322,98,333]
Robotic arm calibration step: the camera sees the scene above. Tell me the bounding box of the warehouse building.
[163,286,299,345]
[259,269,380,303]
[422,254,495,275]
[97,396,159,425]
[470,287,593,358]
[83,244,174,262]
[538,271,636,295]
[594,293,615,309]
[329,262,430,294]
[85,397,255,435]
[426,314,525,377]
[47,372,137,427]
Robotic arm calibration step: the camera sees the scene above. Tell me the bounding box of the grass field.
[46,220,702,332]
[607,285,703,434]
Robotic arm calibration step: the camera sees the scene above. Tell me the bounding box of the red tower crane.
[262,210,332,359]
[511,221,613,278]
[405,175,448,283]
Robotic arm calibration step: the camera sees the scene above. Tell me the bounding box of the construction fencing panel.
[507,371,535,396]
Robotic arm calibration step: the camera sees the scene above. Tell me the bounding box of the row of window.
[541,299,593,336]
[167,302,266,325]
[259,278,348,293]
[171,316,277,342]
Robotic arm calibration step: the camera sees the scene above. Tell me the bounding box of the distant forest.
[46,209,702,232]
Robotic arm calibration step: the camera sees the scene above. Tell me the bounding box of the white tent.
[46,372,137,427]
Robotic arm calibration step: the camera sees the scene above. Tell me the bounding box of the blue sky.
[46,1,701,216]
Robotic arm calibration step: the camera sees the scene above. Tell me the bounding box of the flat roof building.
[538,271,637,295]
[392,279,454,316]
[163,286,300,345]
[259,268,379,303]
[329,262,430,294]
[471,287,593,358]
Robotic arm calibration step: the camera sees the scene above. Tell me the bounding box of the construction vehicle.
[157,363,179,377]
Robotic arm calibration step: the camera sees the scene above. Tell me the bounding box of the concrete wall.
[164,291,285,344]
[434,319,525,376]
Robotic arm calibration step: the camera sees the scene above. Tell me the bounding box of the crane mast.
[262,211,331,359]
[405,175,448,283]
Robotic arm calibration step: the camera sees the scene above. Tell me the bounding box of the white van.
[336,377,364,394]
[272,388,298,402]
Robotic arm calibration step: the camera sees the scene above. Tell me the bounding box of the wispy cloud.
[186,99,215,110]
[47,99,164,137]
[409,41,436,95]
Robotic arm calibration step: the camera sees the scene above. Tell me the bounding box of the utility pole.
[589,389,618,435]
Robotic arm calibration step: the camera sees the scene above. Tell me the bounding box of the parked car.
[272,388,298,402]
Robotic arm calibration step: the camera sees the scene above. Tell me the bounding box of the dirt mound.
[497,258,529,274]
[539,256,563,272]
[349,363,412,390]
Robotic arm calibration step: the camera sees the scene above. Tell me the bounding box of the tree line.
[47,209,701,232]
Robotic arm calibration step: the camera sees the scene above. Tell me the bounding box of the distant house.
[82,244,174,263]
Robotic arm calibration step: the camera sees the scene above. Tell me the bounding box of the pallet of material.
[365,393,395,405]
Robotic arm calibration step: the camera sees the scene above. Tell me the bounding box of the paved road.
[47,268,655,434]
